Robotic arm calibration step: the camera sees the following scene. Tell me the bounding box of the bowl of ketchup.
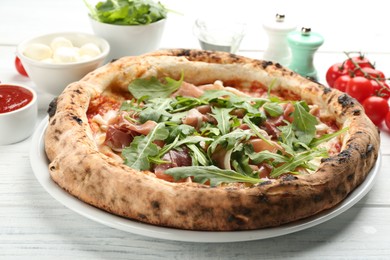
[0,83,37,145]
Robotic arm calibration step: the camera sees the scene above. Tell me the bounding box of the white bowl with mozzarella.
[16,32,110,96]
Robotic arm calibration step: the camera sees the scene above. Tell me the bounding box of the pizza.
[44,49,380,231]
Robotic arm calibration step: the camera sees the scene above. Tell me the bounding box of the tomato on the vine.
[333,74,352,92]
[15,56,28,77]
[344,55,374,71]
[372,81,390,100]
[354,67,385,80]
[362,96,389,125]
[326,63,348,88]
[385,111,390,130]
[345,76,374,103]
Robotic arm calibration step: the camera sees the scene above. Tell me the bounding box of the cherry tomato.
[326,63,348,88]
[344,55,374,71]
[354,67,385,80]
[385,110,390,130]
[15,57,28,77]
[372,81,390,100]
[333,74,352,92]
[345,76,374,103]
[362,96,389,125]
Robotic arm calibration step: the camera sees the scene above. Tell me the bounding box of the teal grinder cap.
[287,27,324,80]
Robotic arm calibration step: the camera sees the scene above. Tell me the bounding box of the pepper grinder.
[287,27,324,80]
[262,14,296,66]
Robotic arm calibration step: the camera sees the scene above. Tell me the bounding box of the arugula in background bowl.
[84,0,168,25]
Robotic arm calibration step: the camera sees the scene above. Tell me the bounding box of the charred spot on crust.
[227,214,247,225]
[313,194,324,203]
[323,86,332,94]
[352,109,361,116]
[335,183,347,196]
[176,49,192,57]
[282,174,298,181]
[258,180,272,186]
[275,63,282,69]
[347,173,354,181]
[73,89,82,95]
[229,53,240,61]
[306,76,317,82]
[72,116,83,125]
[361,144,374,159]
[338,94,355,108]
[47,97,58,117]
[176,210,187,216]
[256,194,269,204]
[337,149,352,163]
[151,201,160,210]
[261,60,273,69]
[138,214,147,220]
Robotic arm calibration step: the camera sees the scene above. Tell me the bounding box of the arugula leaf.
[200,89,238,102]
[310,127,349,148]
[231,144,255,176]
[174,136,213,148]
[85,0,167,25]
[128,73,183,100]
[164,166,263,187]
[186,144,210,166]
[207,129,252,157]
[263,102,284,117]
[211,107,232,135]
[249,150,288,165]
[242,115,272,145]
[270,149,328,178]
[138,98,172,123]
[292,101,318,146]
[122,123,168,170]
[169,96,207,113]
[120,99,143,112]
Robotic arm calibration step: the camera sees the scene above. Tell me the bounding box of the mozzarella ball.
[53,47,80,63]
[79,43,101,57]
[50,37,73,51]
[23,43,52,61]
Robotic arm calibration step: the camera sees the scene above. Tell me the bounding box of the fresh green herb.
[186,144,210,166]
[122,123,168,170]
[292,101,318,146]
[128,73,183,100]
[263,102,284,117]
[249,150,288,165]
[138,98,172,123]
[165,166,264,187]
[309,127,349,147]
[84,0,168,25]
[270,149,328,178]
[211,107,233,135]
[117,75,346,186]
[207,129,252,158]
[242,115,271,144]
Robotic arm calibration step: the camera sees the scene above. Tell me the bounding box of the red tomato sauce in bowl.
[0,85,33,113]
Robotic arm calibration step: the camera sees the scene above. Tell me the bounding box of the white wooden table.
[1,0,390,259]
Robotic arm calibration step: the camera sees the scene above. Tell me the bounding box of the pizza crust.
[44,49,380,230]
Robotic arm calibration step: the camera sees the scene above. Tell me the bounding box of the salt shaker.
[262,14,296,66]
[287,27,324,80]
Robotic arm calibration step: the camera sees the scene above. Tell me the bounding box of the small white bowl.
[89,17,166,60]
[16,32,110,96]
[0,83,38,145]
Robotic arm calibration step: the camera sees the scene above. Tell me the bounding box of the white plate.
[30,117,382,243]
